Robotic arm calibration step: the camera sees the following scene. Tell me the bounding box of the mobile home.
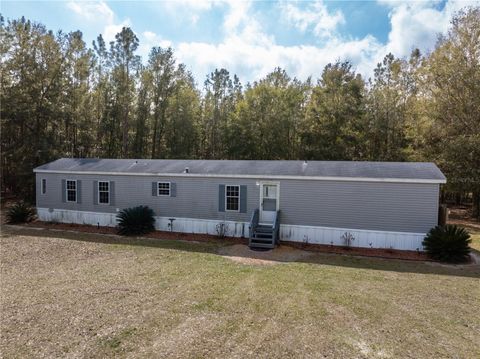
[34,158,446,250]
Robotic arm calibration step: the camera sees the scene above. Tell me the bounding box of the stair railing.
[272,210,281,244]
[249,208,259,239]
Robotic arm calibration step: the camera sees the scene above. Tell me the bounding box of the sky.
[2,0,478,84]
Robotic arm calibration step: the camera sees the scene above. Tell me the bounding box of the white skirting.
[37,207,118,227]
[280,224,426,251]
[36,208,426,251]
[36,208,248,238]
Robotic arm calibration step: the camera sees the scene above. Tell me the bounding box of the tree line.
[1,9,479,217]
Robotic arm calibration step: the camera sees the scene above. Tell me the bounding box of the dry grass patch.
[218,244,313,265]
[467,227,480,252]
[1,226,479,358]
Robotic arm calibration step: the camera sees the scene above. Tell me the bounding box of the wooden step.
[251,237,274,244]
[249,235,275,249]
[249,241,275,249]
[253,233,273,239]
[251,231,272,238]
[256,225,273,231]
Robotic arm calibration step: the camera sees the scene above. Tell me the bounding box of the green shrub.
[117,206,155,236]
[423,225,471,263]
[6,201,36,224]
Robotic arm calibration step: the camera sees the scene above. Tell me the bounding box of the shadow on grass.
[3,225,479,279]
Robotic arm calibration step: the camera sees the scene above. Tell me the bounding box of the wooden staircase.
[249,209,280,249]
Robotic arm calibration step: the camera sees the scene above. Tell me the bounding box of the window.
[41,179,46,194]
[225,185,240,211]
[98,181,109,204]
[66,180,77,202]
[263,185,277,199]
[158,182,171,196]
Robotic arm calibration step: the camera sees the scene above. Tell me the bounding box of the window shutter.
[61,179,66,203]
[152,182,157,196]
[93,181,98,205]
[240,185,247,213]
[77,180,82,204]
[218,184,225,212]
[170,182,176,197]
[110,181,115,206]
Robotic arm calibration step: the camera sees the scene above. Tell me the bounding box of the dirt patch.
[448,206,480,230]
[218,244,314,265]
[449,219,480,231]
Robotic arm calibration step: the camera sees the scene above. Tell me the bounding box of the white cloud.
[165,0,384,82]
[66,0,114,24]
[160,0,225,27]
[68,0,476,84]
[381,0,479,58]
[223,0,251,34]
[138,31,173,59]
[377,0,443,8]
[171,0,477,83]
[163,0,216,12]
[66,0,131,43]
[191,14,200,25]
[281,0,345,39]
[174,1,381,82]
[176,35,383,83]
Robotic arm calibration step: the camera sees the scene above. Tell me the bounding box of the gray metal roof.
[34,158,446,183]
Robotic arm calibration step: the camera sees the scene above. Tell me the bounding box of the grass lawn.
[1,226,479,358]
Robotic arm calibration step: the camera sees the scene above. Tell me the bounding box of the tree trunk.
[455,192,461,205]
[473,191,480,220]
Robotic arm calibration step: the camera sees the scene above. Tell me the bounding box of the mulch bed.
[23,220,249,245]
[19,220,440,262]
[285,241,432,262]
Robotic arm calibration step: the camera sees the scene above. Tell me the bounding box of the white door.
[260,183,279,224]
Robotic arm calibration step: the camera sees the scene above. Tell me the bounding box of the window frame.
[98,180,110,205]
[225,185,240,212]
[66,179,77,203]
[41,178,47,195]
[157,181,171,196]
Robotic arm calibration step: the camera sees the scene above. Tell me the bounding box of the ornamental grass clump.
[422,225,471,263]
[6,201,36,224]
[117,206,155,236]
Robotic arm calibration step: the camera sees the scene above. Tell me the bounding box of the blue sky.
[2,1,477,84]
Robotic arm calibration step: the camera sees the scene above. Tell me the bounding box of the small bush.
[117,206,155,236]
[423,225,471,263]
[7,201,35,224]
[6,201,36,224]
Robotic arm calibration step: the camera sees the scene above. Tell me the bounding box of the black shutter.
[152,182,157,196]
[170,183,176,197]
[218,185,225,212]
[61,179,66,203]
[110,181,115,206]
[93,181,98,205]
[76,180,82,204]
[240,185,247,213]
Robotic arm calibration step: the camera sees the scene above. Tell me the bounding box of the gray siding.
[36,173,259,223]
[36,173,439,233]
[279,180,439,233]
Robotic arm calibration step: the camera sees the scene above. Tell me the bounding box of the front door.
[260,182,279,224]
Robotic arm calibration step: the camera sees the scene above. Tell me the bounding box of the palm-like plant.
[117,206,155,236]
[423,225,471,263]
[6,201,36,224]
